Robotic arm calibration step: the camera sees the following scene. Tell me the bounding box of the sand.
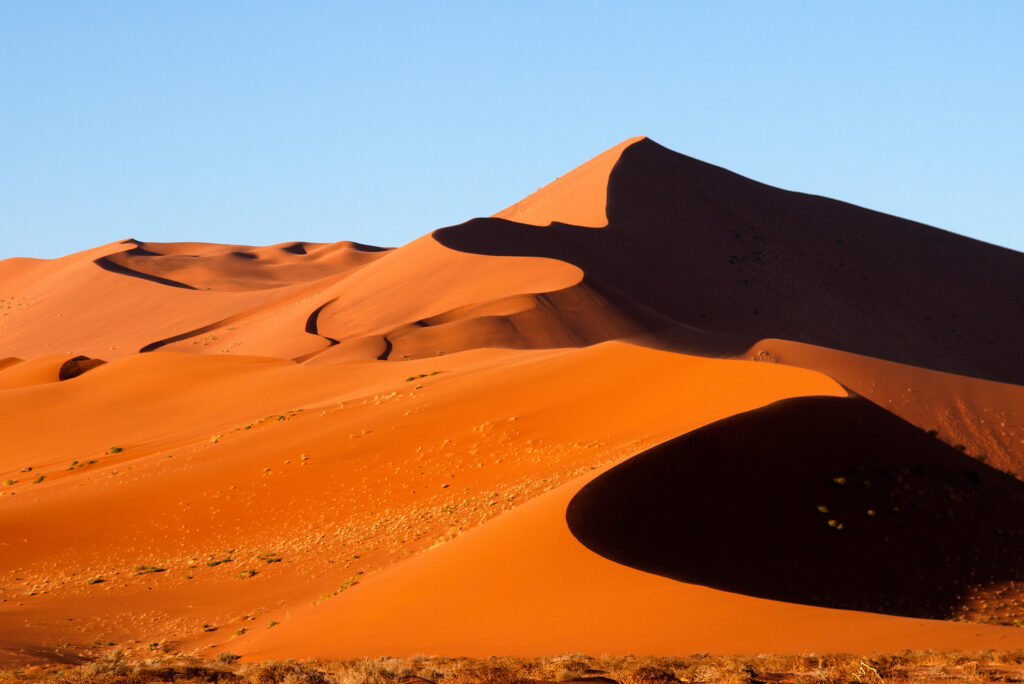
[3,136,1024,665]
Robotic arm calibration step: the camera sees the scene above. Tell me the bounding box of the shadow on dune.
[58,355,105,381]
[567,396,1024,619]
[435,138,1024,385]
[94,254,197,290]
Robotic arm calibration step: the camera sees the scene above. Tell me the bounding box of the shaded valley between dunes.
[3,136,1024,666]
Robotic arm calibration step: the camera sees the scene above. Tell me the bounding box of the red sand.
[3,137,1024,665]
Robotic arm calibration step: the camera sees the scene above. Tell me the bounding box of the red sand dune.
[3,136,1024,666]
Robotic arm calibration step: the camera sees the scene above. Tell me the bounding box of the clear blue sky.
[2,1,1022,259]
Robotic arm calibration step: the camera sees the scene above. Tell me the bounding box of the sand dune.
[227,349,848,660]
[97,239,389,292]
[237,397,1024,659]
[0,241,289,360]
[570,396,1024,621]
[746,339,1024,481]
[3,344,842,662]
[3,137,1024,666]
[440,137,1024,384]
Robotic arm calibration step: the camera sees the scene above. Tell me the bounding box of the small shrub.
[338,577,360,592]
[237,568,257,579]
[107,446,123,454]
[216,652,241,664]
[87,577,104,585]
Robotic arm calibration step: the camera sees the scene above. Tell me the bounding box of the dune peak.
[493,136,649,228]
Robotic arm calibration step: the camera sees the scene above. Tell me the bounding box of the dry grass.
[4,650,1024,683]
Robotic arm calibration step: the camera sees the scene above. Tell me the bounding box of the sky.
[1,1,1022,259]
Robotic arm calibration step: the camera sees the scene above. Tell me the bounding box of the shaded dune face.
[567,396,1024,620]
[436,138,1024,385]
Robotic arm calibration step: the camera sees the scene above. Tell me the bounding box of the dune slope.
[234,352,852,659]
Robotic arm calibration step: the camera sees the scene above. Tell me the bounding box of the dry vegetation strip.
[4,651,1024,683]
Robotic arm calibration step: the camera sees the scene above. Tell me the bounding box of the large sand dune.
[2,137,1024,665]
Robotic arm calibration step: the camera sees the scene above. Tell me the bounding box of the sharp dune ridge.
[2,137,1024,667]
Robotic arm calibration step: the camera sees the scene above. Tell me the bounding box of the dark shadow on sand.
[567,396,1024,619]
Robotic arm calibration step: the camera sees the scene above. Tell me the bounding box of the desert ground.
[3,137,1024,679]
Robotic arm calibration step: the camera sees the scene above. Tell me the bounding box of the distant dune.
[2,137,1024,666]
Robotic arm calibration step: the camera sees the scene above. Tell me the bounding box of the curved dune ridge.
[96,239,391,292]
[3,137,1024,665]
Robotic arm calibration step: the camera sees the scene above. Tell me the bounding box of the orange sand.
[3,137,1024,665]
